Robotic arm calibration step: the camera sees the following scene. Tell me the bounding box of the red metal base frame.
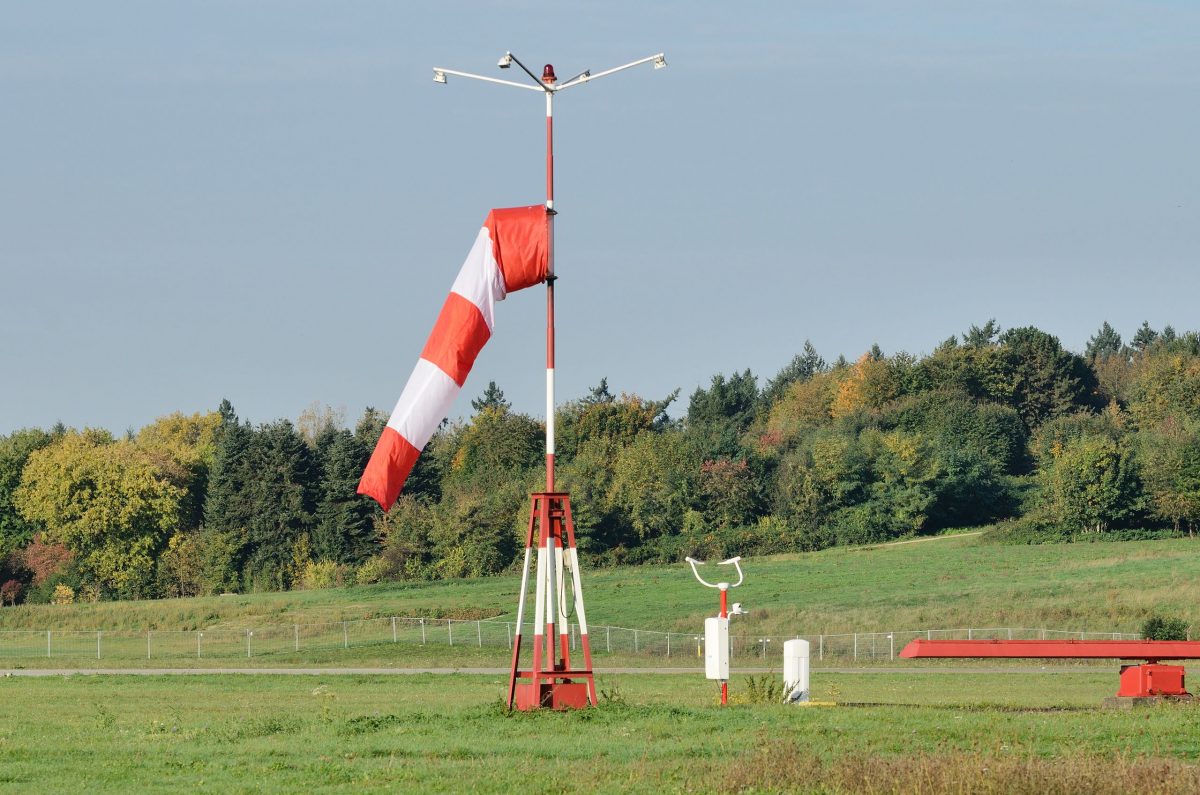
[1118,664,1189,698]
[506,492,596,711]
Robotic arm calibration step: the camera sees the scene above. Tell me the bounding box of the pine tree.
[240,420,317,590]
[1132,321,1159,352]
[312,430,375,564]
[204,414,254,536]
[686,370,758,460]
[962,319,1000,349]
[471,381,510,413]
[1086,321,1123,359]
[761,341,826,408]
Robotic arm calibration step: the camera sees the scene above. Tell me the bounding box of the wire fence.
[0,618,1143,662]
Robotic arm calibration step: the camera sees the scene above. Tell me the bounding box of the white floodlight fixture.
[498,52,513,69]
[653,54,667,69]
[433,69,447,84]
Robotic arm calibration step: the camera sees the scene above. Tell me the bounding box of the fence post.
[819,634,823,661]
[420,619,426,645]
[606,626,611,653]
[507,623,512,650]
[148,631,152,660]
[197,632,202,659]
[634,630,639,653]
[666,632,671,658]
[47,630,51,658]
[448,620,453,646]
[853,633,857,660]
[477,620,482,648]
[1008,628,1013,640]
[968,628,972,640]
[343,621,349,649]
[889,633,894,661]
[1041,628,1045,640]
[97,630,101,660]
[927,629,932,640]
[247,631,252,658]
[392,617,397,643]
[295,624,300,652]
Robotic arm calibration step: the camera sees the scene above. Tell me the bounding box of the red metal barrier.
[899,639,1200,699]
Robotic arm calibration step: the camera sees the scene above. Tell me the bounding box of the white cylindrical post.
[198,632,202,659]
[344,621,349,649]
[783,639,810,703]
[247,631,252,658]
[148,631,152,660]
[295,624,300,652]
[392,616,397,643]
[448,620,454,646]
[97,631,101,660]
[477,620,482,648]
[421,619,426,645]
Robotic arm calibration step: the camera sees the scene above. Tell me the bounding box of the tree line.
[2,320,1199,604]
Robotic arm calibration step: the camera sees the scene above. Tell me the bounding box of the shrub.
[1142,615,1189,641]
[51,583,75,605]
[298,560,349,590]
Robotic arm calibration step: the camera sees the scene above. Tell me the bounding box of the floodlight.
[433,69,447,84]
[498,53,513,69]
[653,54,667,69]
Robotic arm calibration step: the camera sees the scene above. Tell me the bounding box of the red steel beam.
[899,639,1200,661]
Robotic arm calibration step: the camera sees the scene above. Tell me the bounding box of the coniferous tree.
[471,381,511,414]
[1132,321,1159,352]
[1086,321,1123,359]
[686,370,759,460]
[963,319,1000,349]
[312,429,375,564]
[240,420,317,590]
[761,341,826,408]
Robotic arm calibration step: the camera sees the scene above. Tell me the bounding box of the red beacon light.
[542,64,557,85]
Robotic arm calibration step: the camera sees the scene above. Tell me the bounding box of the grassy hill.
[3,535,1198,638]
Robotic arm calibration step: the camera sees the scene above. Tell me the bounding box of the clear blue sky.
[2,1,1197,435]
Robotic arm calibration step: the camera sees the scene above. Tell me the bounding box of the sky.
[2,1,1197,436]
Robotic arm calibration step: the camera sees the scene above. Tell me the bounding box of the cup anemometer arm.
[685,556,744,590]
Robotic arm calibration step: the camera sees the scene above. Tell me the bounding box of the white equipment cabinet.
[704,617,730,680]
[783,638,810,702]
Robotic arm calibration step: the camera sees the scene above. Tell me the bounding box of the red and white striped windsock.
[357,205,548,510]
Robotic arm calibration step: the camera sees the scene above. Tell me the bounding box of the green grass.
[4,536,1199,639]
[6,538,1200,792]
[2,671,1199,793]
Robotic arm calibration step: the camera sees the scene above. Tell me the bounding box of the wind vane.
[426,50,667,710]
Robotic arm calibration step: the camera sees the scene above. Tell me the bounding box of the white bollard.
[783,639,810,703]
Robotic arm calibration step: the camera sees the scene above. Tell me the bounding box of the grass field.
[3,671,1200,794]
[4,537,1200,792]
[3,535,1199,640]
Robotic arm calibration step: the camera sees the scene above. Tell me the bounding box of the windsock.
[357,205,548,510]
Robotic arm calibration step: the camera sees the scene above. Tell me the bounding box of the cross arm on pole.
[432,67,545,91]
[555,53,667,90]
